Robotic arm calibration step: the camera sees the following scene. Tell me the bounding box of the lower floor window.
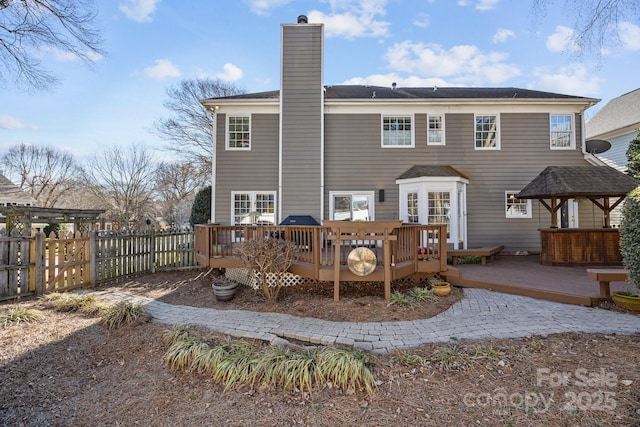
[427,191,451,225]
[232,192,276,225]
[505,191,531,218]
[330,191,374,221]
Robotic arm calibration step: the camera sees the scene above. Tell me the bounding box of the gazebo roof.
[517,166,639,199]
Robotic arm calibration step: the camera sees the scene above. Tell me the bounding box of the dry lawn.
[1,270,639,426]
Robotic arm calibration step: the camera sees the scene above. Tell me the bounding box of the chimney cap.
[297,15,308,24]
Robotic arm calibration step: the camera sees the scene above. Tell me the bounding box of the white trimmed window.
[382,115,413,147]
[474,114,500,149]
[407,191,419,223]
[232,191,275,225]
[427,114,445,145]
[427,191,451,225]
[227,115,251,150]
[550,114,574,149]
[505,191,532,218]
[330,191,374,221]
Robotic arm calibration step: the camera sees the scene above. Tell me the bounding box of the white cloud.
[619,22,640,51]
[492,28,515,44]
[0,115,30,130]
[385,41,521,85]
[143,59,180,79]
[307,0,390,39]
[214,63,244,82]
[547,26,581,54]
[529,64,601,96]
[458,0,499,10]
[244,0,293,16]
[119,0,160,23]
[411,13,430,28]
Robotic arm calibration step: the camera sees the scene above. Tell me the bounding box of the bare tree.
[1,143,80,207]
[155,161,206,227]
[0,0,104,91]
[84,144,157,231]
[531,0,640,56]
[154,78,244,178]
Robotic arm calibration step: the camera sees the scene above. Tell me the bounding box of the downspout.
[210,107,218,223]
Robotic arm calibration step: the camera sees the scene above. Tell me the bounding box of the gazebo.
[517,165,639,265]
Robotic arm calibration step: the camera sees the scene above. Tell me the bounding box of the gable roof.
[205,86,597,103]
[0,174,36,205]
[586,88,640,137]
[397,165,469,181]
[517,166,639,199]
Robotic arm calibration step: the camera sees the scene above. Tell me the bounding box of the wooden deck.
[447,254,631,306]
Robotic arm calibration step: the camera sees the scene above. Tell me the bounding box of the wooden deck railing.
[194,223,448,279]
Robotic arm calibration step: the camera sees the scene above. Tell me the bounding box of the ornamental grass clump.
[0,308,41,327]
[41,292,107,314]
[163,327,378,395]
[101,301,148,329]
[620,186,640,291]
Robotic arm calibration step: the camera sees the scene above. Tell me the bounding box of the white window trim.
[505,191,532,219]
[474,113,501,150]
[329,191,375,221]
[381,114,415,148]
[549,113,575,150]
[226,114,251,151]
[231,191,277,225]
[427,113,446,146]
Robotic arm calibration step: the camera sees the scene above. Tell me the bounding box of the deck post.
[383,229,391,300]
[333,230,341,301]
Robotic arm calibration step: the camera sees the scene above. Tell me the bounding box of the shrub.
[235,238,298,302]
[0,308,41,327]
[101,302,148,329]
[189,185,211,226]
[620,185,640,289]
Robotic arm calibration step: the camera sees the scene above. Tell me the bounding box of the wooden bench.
[448,245,504,266]
[586,268,629,298]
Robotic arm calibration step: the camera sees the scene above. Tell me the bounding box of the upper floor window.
[382,115,413,147]
[475,114,500,150]
[550,114,574,149]
[427,114,445,145]
[227,115,251,150]
[505,191,532,218]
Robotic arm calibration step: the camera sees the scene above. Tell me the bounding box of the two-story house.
[201,16,601,253]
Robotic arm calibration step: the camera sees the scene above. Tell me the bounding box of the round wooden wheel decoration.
[347,247,377,276]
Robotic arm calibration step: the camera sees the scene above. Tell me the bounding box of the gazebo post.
[550,197,558,228]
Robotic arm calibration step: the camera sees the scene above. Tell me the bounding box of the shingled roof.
[396,165,469,181]
[517,166,639,199]
[586,88,640,137]
[205,86,596,102]
[0,174,36,205]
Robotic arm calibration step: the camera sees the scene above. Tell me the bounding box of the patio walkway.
[93,287,640,354]
[448,254,632,306]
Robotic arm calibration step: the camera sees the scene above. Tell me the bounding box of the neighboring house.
[201,16,602,252]
[585,88,640,226]
[586,88,640,172]
[0,173,36,208]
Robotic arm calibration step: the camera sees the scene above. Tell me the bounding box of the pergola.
[517,166,640,228]
[0,206,105,234]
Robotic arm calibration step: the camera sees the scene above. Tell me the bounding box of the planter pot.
[611,291,640,312]
[212,282,238,302]
[431,282,451,297]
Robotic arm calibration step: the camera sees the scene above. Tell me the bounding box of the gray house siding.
[214,113,279,223]
[280,23,323,220]
[324,112,590,251]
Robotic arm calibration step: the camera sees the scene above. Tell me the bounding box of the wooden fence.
[0,228,197,301]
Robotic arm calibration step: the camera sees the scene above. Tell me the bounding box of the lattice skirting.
[225,268,313,289]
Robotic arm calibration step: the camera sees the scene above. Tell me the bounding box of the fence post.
[150,227,156,274]
[34,231,43,296]
[90,230,97,287]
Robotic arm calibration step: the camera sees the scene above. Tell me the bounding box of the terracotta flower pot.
[431,282,451,297]
[611,291,640,312]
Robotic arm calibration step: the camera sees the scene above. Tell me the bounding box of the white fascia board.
[395,176,470,185]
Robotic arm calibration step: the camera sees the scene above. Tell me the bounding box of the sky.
[1,0,639,163]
